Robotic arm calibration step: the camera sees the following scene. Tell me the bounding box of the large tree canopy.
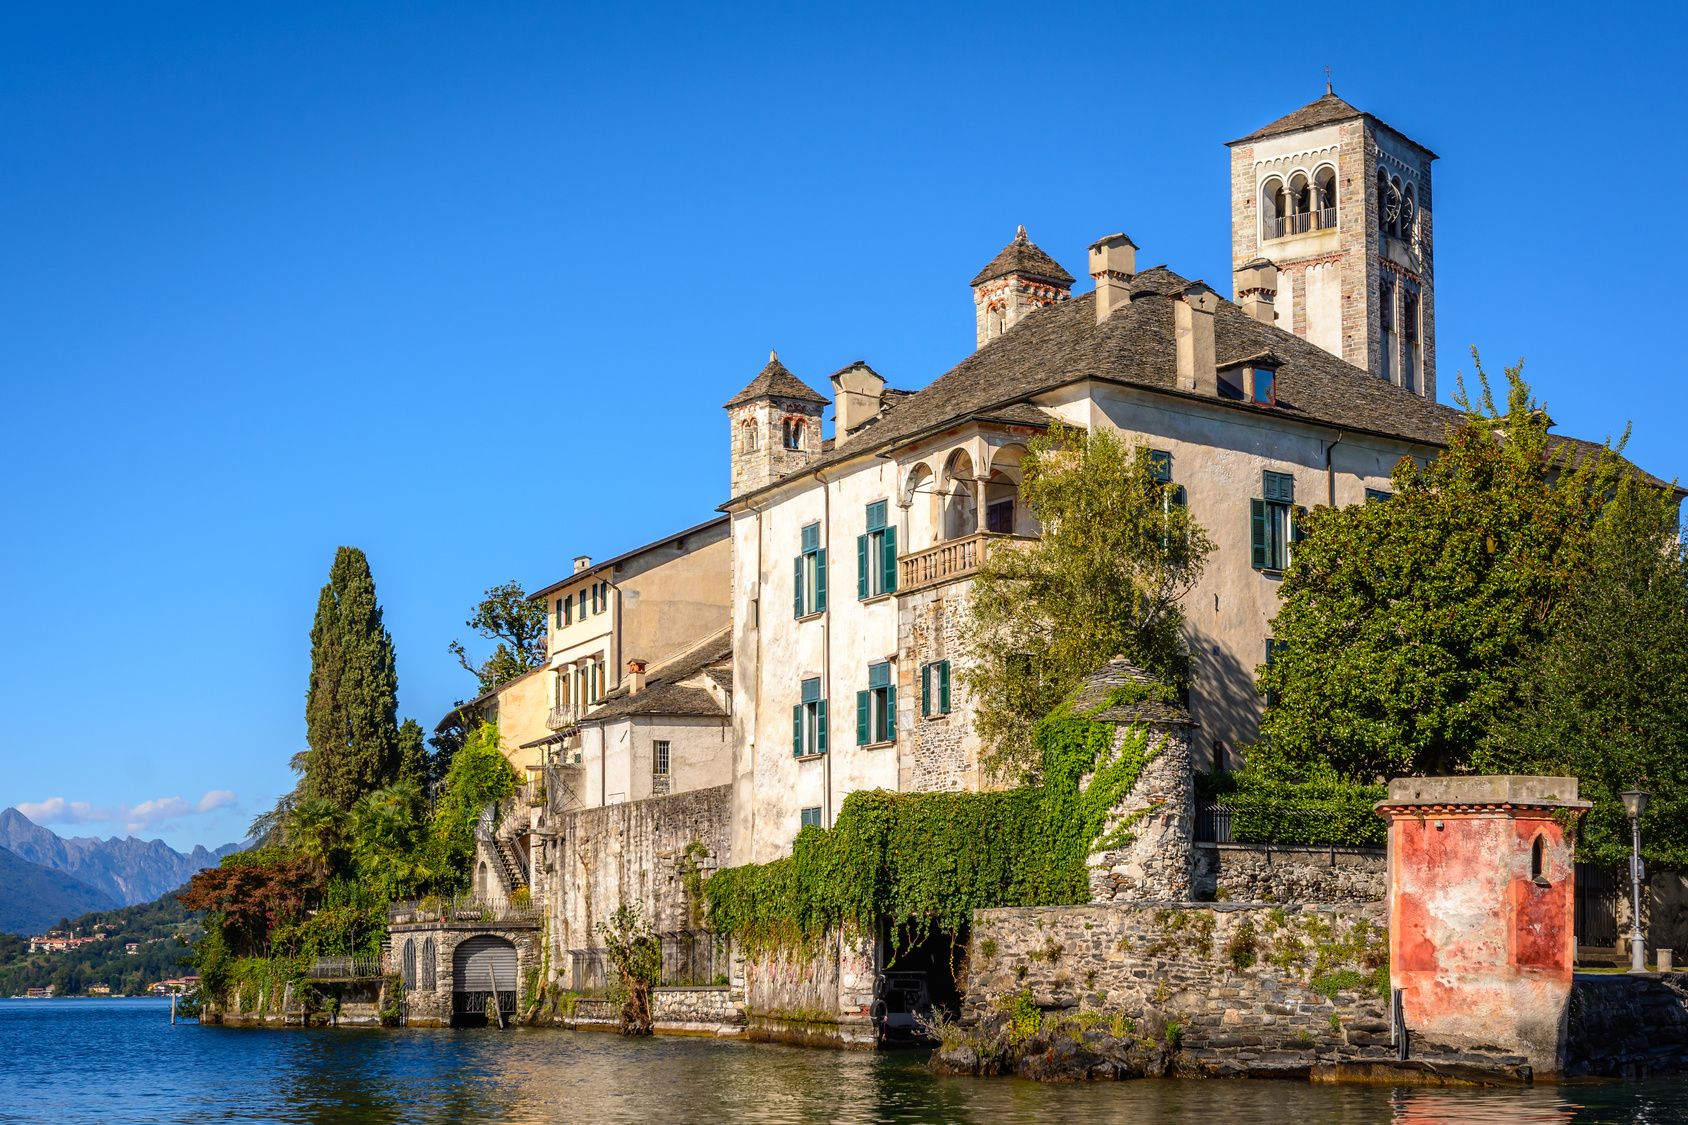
[1484,479,1688,866]
[961,423,1213,782]
[304,546,401,810]
[1254,358,1683,863]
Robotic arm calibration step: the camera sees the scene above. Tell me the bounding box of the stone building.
[720,88,1622,866]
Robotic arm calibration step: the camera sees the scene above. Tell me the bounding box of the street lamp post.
[1621,788,1650,972]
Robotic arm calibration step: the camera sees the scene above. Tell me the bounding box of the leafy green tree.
[430,721,518,880]
[960,424,1213,781]
[396,718,430,791]
[348,782,437,900]
[304,546,401,810]
[449,580,548,694]
[1255,357,1628,779]
[1485,478,1688,866]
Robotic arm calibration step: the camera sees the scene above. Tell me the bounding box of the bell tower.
[1228,88,1438,399]
[725,351,828,497]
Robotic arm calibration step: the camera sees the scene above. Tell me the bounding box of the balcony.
[546,706,581,731]
[1264,208,1337,240]
[897,532,1036,594]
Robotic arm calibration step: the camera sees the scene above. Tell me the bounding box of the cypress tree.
[305,547,401,810]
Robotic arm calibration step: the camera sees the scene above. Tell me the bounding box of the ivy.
[707,686,1172,955]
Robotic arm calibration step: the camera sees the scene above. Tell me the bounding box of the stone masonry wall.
[1193,843,1386,905]
[651,985,745,1035]
[548,784,732,990]
[743,928,877,1048]
[896,581,977,793]
[1087,723,1194,903]
[1565,972,1688,1077]
[965,902,1422,1076]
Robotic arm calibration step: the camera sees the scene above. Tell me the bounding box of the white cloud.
[19,790,239,835]
[196,789,237,814]
[15,797,113,825]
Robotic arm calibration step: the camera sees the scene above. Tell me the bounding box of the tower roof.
[723,350,828,409]
[1229,89,1437,157]
[970,225,1076,288]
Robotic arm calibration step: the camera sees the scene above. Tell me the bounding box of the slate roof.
[579,632,733,722]
[724,351,829,408]
[724,263,1654,505]
[1229,90,1438,158]
[1070,657,1193,726]
[970,225,1076,287]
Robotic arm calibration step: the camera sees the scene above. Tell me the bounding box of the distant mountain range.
[0,808,241,933]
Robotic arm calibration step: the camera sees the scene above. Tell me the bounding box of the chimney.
[1235,257,1278,326]
[1088,233,1138,323]
[829,360,886,436]
[1175,282,1220,395]
[626,659,648,695]
[573,555,591,574]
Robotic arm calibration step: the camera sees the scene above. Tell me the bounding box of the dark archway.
[452,935,518,1027]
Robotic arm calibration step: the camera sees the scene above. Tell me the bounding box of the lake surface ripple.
[2,998,1684,1123]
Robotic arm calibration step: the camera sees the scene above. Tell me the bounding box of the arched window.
[1376,168,1391,235]
[740,419,758,451]
[1261,178,1287,240]
[783,420,803,451]
[401,939,417,989]
[476,860,488,899]
[420,938,437,990]
[1314,167,1337,229]
[1289,172,1312,233]
[1531,835,1547,882]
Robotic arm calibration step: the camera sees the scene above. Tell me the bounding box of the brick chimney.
[1235,257,1278,326]
[626,659,648,695]
[1175,282,1220,395]
[1088,233,1138,323]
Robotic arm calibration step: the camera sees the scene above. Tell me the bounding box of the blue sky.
[2,2,1683,850]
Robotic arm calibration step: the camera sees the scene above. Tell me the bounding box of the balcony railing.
[388,894,543,927]
[897,532,1035,594]
[304,955,382,980]
[1265,208,1338,240]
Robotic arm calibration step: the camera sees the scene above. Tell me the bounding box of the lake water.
[2,998,1684,1123]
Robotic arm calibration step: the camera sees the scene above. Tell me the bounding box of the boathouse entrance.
[452,935,518,1026]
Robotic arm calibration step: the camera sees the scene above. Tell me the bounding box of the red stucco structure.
[1378,776,1590,1073]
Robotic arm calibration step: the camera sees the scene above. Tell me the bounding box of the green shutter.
[816,699,828,756]
[881,526,897,593]
[857,535,869,600]
[555,599,563,628]
[1250,499,1268,570]
[939,661,951,714]
[1292,505,1308,543]
[921,664,931,718]
[866,500,887,531]
[815,548,827,611]
[883,684,896,742]
[793,705,803,757]
[793,556,804,617]
[856,691,870,745]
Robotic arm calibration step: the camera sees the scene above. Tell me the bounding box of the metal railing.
[304,955,383,980]
[1195,802,1234,844]
[898,532,1035,594]
[1265,208,1337,240]
[568,932,727,993]
[388,894,542,926]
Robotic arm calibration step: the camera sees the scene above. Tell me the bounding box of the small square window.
[800,806,823,830]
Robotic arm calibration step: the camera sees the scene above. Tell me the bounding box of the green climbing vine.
[706,681,1176,956]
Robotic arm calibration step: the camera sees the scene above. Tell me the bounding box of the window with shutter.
[1253,473,1294,571]
[856,690,870,745]
[919,660,953,717]
[921,664,932,718]
[796,677,825,757]
[859,501,895,598]
[563,594,573,625]
[938,661,951,714]
[800,806,823,829]
[1148,450,1173,484]
[865,661,895,744]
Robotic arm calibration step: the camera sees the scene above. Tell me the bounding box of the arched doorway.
[452,935,518,1026]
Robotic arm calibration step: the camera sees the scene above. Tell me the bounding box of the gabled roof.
[970,225,1076,288]
[1228,89,1438,158]
[579,632,733,722]
[723,351,829,408]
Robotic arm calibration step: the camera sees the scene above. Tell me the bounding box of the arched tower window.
[1314,167,1337,229]
[1400,184,1417,245]
[1289,172,1312,233]
[782,420,803,450]
[1261,177,1287,240]
[740,418,758,452]
[1531,834,1547,882]
[1376,168,1391,235]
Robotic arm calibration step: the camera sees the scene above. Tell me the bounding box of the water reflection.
[3,1000,1685,1125]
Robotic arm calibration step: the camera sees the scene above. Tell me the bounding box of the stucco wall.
[589,714,731,806]
[488,668,552,772]
[742,929,877,1048]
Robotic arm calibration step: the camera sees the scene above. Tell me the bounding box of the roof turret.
[723,349,829,408]
[970,225,1075,288]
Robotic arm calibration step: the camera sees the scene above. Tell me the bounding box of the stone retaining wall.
[1193,843,1386,905]
[652,985,745,1035]
[965,902,1423,1076]
[743,929,877,1049]
[1565,972,1688,1077]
